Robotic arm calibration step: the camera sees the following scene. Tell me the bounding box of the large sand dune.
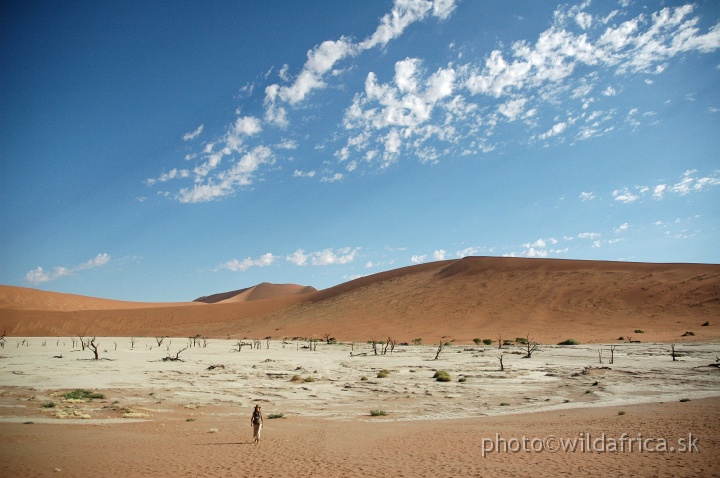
[1,257,718,343]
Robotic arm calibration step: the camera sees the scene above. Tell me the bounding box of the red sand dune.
[1,257,718,343]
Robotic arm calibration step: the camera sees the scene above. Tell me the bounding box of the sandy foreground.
[1,337,719,477]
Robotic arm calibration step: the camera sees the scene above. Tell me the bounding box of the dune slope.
[1,257,718,342]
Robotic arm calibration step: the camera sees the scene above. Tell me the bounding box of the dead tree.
[235,341,251,352]
[497,335,503,350]
[598,348,603,364]
[499,355,504,371]
[163,347,188,362]
[130,337,136,349]
[321,333,335,345]
[370,338,378,355]
[203,337,209,348]
[79,336,86,351]
[523,334,539,358]
[382,337,395,355]
[0,329,5,349]
[155,337,165,347]
[671,343,677,361]
[609,345,616,364]
[388,337,397,354]
[434,340,446,360]
[87,337,100,360]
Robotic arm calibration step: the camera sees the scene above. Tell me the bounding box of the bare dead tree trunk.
[598,348,603,364]
[130,337,136,349]
[163,346,188,361]
[370,338,378,355]
[434,341,446,360]
[499,355,504,371]
[87,337,100,360]
[155,337,164,347]
[524,334,539,358]
[610,345,616,364]
[671,343,677,361]
[497,335,503,350]
[79,336,86,351]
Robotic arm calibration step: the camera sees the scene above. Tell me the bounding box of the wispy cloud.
[25,253,110,285]
[147,2,720,203]
[217,253,277,272]
[182,124,204,141]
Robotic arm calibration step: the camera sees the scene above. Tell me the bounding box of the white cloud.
[579,191,596,201]
[578,232,601,239]
[182,124,204,141]
[286,247,360,266]
[432,249,446,260]
[25,253,110,285]
[411,254,427,263]
[614,223,629,233]
[538,121,567,139]
[218,253,277,272]
[612,188,640,203]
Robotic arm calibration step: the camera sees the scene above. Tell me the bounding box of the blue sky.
[1,0,719,302]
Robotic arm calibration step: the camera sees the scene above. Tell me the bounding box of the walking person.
[250,404,264,444]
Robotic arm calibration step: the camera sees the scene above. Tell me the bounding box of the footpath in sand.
[1,338,719,477]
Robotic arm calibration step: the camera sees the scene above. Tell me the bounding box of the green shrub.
[41,401,56,408]
[412,338,423,345]
[500,402,510,406]
[634,329,645,334]
[458,377,467,383]
[503,340,514,346]
[433,370,451,382]
[63,390,104,400]
[618,336,625,340]
[360,376,368,381]
[377,369,390,378]
[370,410,387,416]
[558,339,579,345]
[290,375,302,382]
[679,398,691,402]
[302,376,316,383]
[516,337,528,344]
[473,338,481,345]
[618,411,626,415]
[482,339,493,345]
[268,413,285,419]
[701,321,710,327]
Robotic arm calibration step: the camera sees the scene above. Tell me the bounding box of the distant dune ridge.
[1,257,718,343]
[193,282,317,304]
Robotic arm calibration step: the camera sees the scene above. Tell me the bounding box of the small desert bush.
[701,321,710,327]
[634,329,645,334]
[433,370,451,382]
[617,411,626,415]
[558,339,579,345]
[473,338,481,345]
[482,338,493,345]
[290,375,302,382]
[515,337,528,344]
[41,401,56,408]
[302,376,316,383]
[503,340,514,346]
[458,377,467,383]
[370,410,387,416]
[377,369,390,378]
[360,375,368,381]
[63,390,104,400]
[268,413,285,419]
[500,402,510,406]
[412,338,422,345]
[679,398,691,402]
[186,418,196,422]
[618,336,625,340]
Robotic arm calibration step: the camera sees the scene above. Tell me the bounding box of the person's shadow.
[196,441,254,445]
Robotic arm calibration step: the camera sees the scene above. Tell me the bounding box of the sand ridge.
[1,257,719,343]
